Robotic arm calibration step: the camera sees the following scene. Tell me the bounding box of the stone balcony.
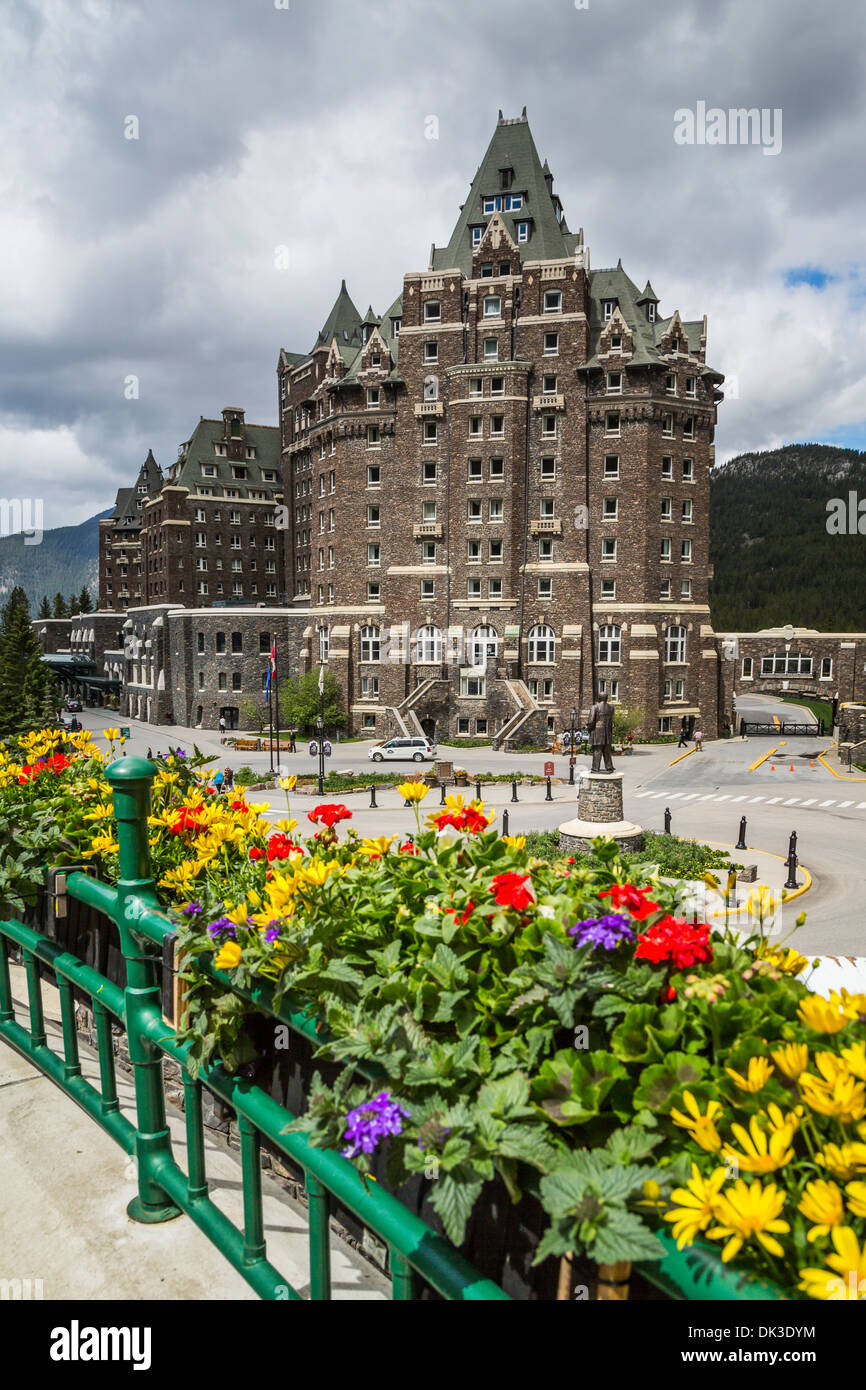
[529,518,563,536]
[413,400,445,418]
[532,393,565,412]
[413,522,444,540]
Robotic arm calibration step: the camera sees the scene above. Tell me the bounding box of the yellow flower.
[799,1071,866,1124]
[279,775,297,791]
[841,1042,866,1081]
[275,818,298,835]
[725,1056,773,1093]
[81,831,119,858]
[799,993,850,1035]
[771,1042,809,1080]
[722,1114,796,1174]
[637,1178,665,1211]
[763,1101,804,1133]
[358,835,397,858]
[670,1090,724,1153]
[502,834,526,851]
[813,1050,851,1086]
[840,990,866,1022]
[798,1180,845,1242]
[82,802,113,822]
[298,858,340,888]
[213,941,242,972]
[663,1164,727,1249]
[399,780,429,803]
[816,1143,866,1180]
[103,728,120,741]
[224,902,250,926]
[758,945,809,976]
[159,862,201,891]
[844,1182,866,1218]
[798,1227,866,1301]
[706,1178,790,1263]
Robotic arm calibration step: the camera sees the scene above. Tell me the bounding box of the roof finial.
[521,106,527,119]
[497,109,504,122]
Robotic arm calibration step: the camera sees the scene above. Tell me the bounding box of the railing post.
[107,756,182,1225]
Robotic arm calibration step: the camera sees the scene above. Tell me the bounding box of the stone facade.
[717,628,866,732]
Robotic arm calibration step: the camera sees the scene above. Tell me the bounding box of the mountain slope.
[0,510,110,612]
[709,444,866,631]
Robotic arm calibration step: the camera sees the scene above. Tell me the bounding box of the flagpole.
[268,658,274,775]
[317,663,325,797]
[273,639,280,763]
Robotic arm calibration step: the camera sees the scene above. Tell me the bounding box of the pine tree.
[38,595,51,619]
[52,593,68,619]
[77,585,93,615]
[0,589,58,738]
[68,592,80,617]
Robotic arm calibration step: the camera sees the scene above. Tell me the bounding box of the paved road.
[71,709,865,955]
[733,690,820,727]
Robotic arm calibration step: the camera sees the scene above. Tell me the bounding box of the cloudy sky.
[2,0,865,529]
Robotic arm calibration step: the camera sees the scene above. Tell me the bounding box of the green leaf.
[592,1213,666,1265]
[429,1167,484,1246]
[633,1052,709,1113]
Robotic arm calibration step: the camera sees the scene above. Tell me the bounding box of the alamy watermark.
[826,492,866,535]
[674,102,782,156]
[0,497,43,545]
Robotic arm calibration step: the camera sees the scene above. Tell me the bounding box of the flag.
[265,639,276,702]
[318,663,325,696]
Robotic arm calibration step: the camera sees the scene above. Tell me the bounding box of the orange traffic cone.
[790,764,794,772]
[770,764,775,771]
[810,761,815,769]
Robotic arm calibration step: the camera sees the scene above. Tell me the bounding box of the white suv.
[369,737,436,763]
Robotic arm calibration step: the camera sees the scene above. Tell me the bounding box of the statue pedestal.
[559,772,644,856]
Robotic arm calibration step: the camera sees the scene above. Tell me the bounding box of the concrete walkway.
[0,966,389,1301]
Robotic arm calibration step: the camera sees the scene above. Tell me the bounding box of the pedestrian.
[224,766,234,790]
[676,721,689,749]
[694,728,703,752]
[214,768,225,793]
[219,714,226,739]
[289,730,296,754]
[146,746,153,760]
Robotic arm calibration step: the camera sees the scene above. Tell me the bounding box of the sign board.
[544,760,554,777]
[120,727,131,738]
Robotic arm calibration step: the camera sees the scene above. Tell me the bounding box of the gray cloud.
[1,0,865,529]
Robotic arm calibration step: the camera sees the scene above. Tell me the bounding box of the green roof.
[167,416,282,498]
[109,448,164,531]
[431,110,572,275]
[315,280,363,352]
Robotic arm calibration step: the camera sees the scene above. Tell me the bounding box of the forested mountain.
[709,444,866,631]
[0,510,108,614]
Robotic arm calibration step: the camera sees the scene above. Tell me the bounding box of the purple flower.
[207,916,237,940]
[174,748,187,759]
[264,923,280,943]
[569,913,635,951]
[180,899,202,915]
[342,1091,409,1159]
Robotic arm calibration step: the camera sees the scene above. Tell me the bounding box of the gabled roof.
[315,280,363,352]
[430,110,572,275]
[109,449,164,531]
[580,265,708,370]
[166,417,282,497]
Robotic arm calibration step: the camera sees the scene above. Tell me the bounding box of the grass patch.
[523,829,740,880]
[776,692,832,729]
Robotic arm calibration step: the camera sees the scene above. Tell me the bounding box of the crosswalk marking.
[858,802,866,809]
[714,794,731,802]
[681,793,701,801]
[800,799,817,806]
[748,796,765,803]
[730,795,749,802]
[819,799,836,807]
[782,797,800,805]
[697,793,716,800]
[633,788,861,815]
[766,797,783,804]
[838,801,854,808]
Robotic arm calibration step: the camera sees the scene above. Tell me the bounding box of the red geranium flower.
[635,916,714,972]
[490,871,534,911]
[399,841,418,855]
[307,803,352,829]
[170,806,206,836]
[600,882,660,921]
[231,799,250,813]
[249,846,266,861]
[444,898,474,925]
[266,833,296,861]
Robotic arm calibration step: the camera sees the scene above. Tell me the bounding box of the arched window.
[360,625,381,662]
[318,627,329,663]
[528,624,555,664]
[413,624,442,664]
[470,625,499,667]
[598,624,621,663]
[665,625,686,663]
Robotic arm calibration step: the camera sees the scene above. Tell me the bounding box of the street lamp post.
[569,706,577,786]
[316,671,326,797]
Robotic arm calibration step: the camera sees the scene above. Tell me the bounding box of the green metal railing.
[0,756,509,1301]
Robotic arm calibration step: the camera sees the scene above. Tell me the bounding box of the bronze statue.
[587,693,615,774]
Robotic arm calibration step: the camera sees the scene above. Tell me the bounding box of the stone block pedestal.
[559,772,644,856]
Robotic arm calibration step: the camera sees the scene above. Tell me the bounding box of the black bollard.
[369,785,377,809]
[784,830,799,890]
[502,809,509,837]
[511,779,519,803]
[736,815,747,851]
[475,780,482,802]
[663,806,671,835]
[545,776,553,802]
[439,782,447,806]
[568,761,575,786]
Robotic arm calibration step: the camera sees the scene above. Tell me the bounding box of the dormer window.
[499,167,513,190]
[471,227,483,248]
[215,443,227,456]
[516,222,529,243]
[390,317,401,336]
[609,335,622,352]
[647,303,656,323]
[481,263,494,278]
[370,353,381,366]
[602,300,616,321]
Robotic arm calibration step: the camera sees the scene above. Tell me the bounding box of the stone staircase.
[492,678,550,750]
[396,677,443,738]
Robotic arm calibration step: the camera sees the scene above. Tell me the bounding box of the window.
[598,624,621,663]
[680,579,691,599]
[367,504,380,527]
[360,626,381,662]
[603,497,618,520]
[683,416,695,440]
[366,387,380,408]
[467,577,481,599]
[424,341,438,363]
[544,332,559,356]
[424,300,441,322]
[544,290,562,313]
[422,501,437,523]
[542,374,557,395]
[661,498,672,521]
[483,338,498,360]
[820,657,833,679]
[489,538,503,561]
[366,580,380,602]
[197,632,205,653]
[605,412,620,436]
[516,222,529,243]
[367,465,380,487]
[541,413,557,437]
[665,373,676,396]
[541,457,556,480]
[467,539,481,563]
[457,718,470,735]
[607,371,622,394]
[484,296,501,318]
[489,457,504,478]
[421,578,435,599]
[685,376,697,398]
[423,461,437,484]
[413,624,442,663]
[231,672,242,692]
[469,416,482,438]
[468,499,482,522]
[468,458,483,481]
[682,500,693,523]
[660,538,672,562]
[601,538,617,561]
[367,543,380,566]
[231,632,242,654]
[471,227,483,248]
[488,577,502,599]
[489,498,503,521]
[540,497,555,519]
[360,675,379,700]
[665,626,687,663]
[600,579,616,599]
[464,626,495,669]
[681,539,692,562]
[469,377,483,398]
[603,455,619,479]
[367,425,380,447]
[609,334,622,351]
[328,547,334,569]
[259,632,271,654]
[230,510,241,525]
[490,415,504,437]
[423,420,438,444]
[658,717,673,734]
[662,456,673,479]
[760,653,813,676]
[528,624,555,663]
[537,576,552,598]
[683,458,694,481]
[602,300,615,321]
[215,632,226,654]
[662,414,674,438]
[491,376,505,396]
[422,541,436,563]
[598,678,619,702]
[460,675,486,697]
[741,657,754,678]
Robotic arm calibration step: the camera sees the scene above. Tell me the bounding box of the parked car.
[64,698,82,712]
[369,737,436,763]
